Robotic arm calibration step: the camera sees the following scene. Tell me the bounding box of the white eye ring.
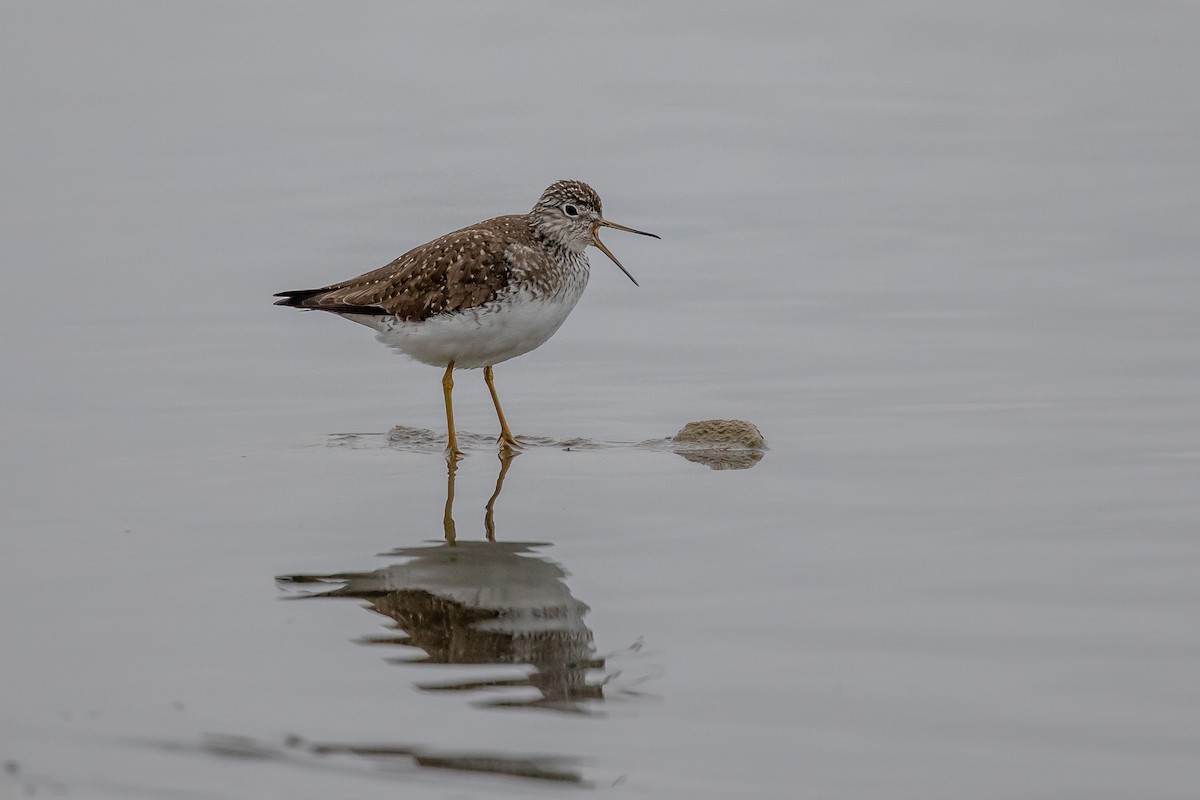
[563,204,579,217]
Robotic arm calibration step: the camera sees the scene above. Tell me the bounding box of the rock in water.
[671,420,766,470]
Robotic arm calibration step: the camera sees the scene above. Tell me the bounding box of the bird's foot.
[498,432,523,455]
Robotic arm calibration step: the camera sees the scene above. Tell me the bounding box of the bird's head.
[530,180,659,285]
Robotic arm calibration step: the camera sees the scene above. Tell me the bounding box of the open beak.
[591,219,660,287]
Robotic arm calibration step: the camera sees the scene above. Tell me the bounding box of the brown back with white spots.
[273,180,619,322]
[278,215,545,323]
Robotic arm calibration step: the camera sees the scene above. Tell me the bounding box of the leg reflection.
[443,449,515,543]
[442,459,458,543]
[484,452,515,541]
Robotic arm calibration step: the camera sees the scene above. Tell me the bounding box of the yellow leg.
[484,365,522,452]
[442,361,463,461]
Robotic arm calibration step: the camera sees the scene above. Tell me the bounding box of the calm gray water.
[2,2,1199,798]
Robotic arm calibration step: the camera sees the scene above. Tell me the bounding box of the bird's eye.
[563,204,579,217]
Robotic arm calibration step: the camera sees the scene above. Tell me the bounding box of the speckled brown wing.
[273,215,537,323]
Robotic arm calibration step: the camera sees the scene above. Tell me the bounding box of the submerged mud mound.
[668,419,766,470]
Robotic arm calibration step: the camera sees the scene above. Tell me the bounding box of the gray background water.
[2,2,1198,797]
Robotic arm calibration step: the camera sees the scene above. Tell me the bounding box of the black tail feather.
[273,288,389,315]
[273,288,330,307]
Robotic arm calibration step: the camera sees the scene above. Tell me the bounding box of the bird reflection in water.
[278,454,610,714]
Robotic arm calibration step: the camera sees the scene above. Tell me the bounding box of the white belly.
[342,287,586,369]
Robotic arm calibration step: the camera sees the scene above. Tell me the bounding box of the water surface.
[2,2,1199,798]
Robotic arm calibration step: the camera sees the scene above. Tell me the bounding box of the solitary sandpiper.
[274,180,659,460]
